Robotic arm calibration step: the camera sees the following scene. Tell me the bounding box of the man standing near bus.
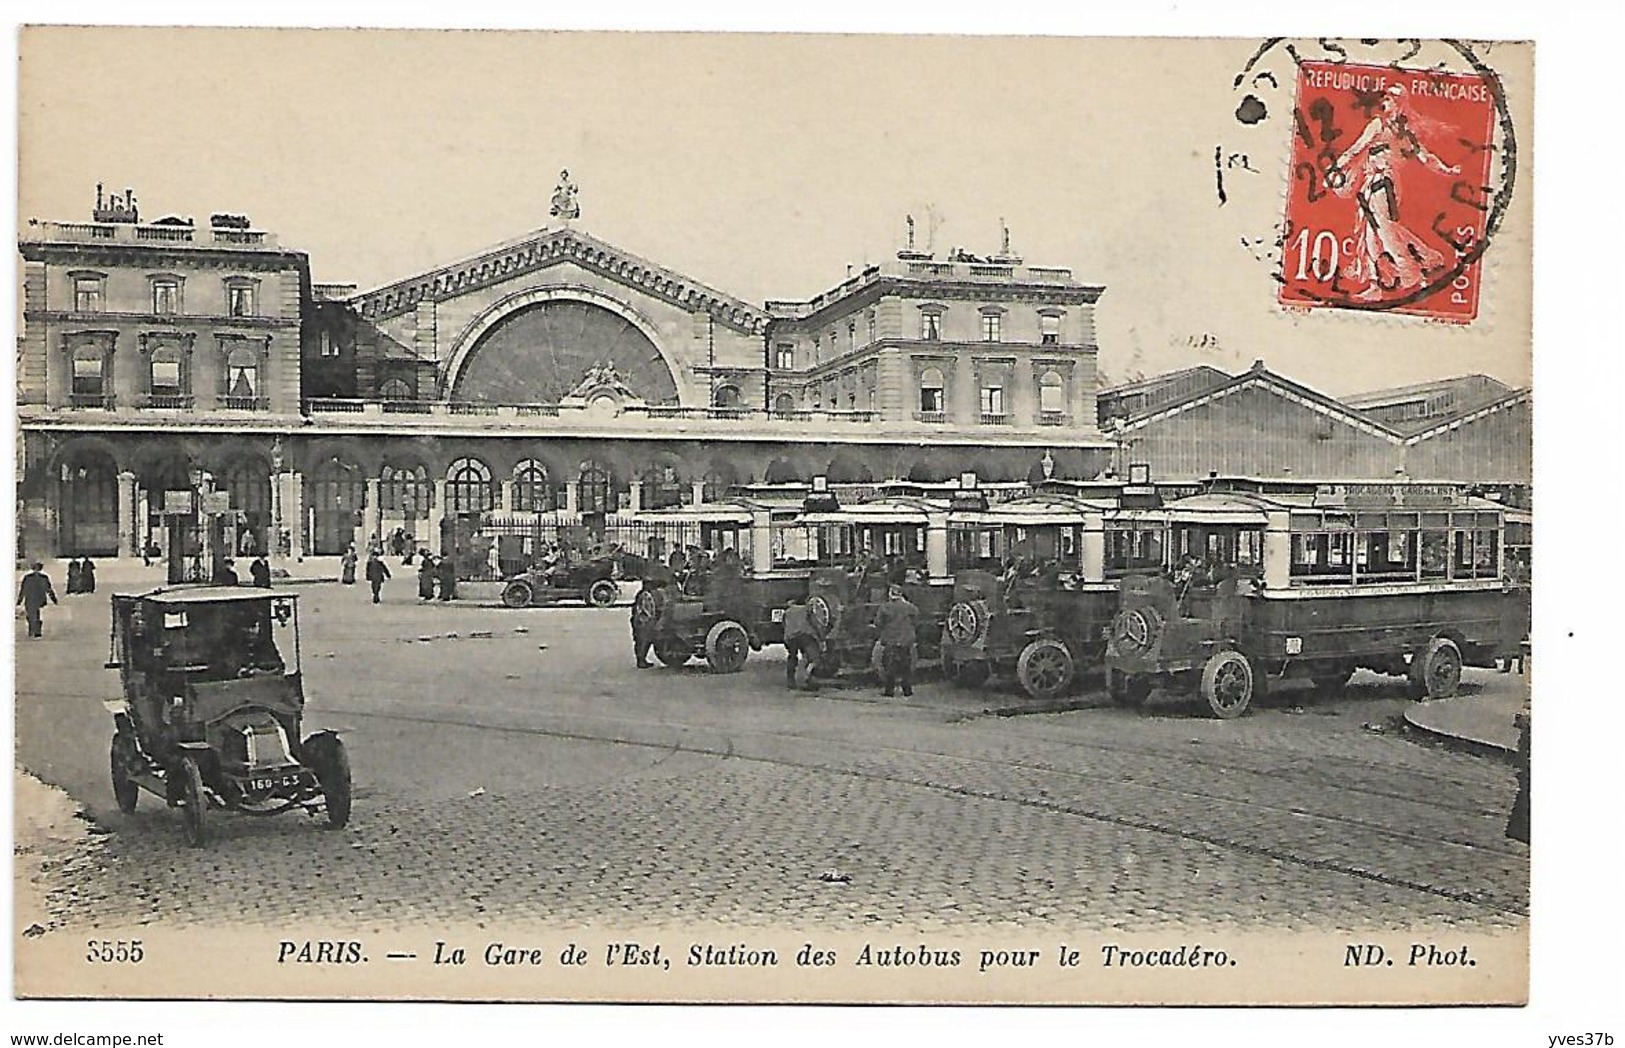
[872,584,919,697]
[16,562,58,638]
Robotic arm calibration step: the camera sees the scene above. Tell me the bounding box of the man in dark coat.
[217,558,240,586]
[80,557,96,593]
[66,559,83,594]
[16,562,58,638]
[871,584,919,697]
[249,555,272,588]
[437,552,457,601]
[417,552,437,601]
[365,551,391,604]
[630,569,672,668]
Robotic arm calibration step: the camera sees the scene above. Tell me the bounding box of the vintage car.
[782,565,950,686]
[938,495,1120,700]
[1103,487,1532,718]
[633,550,775,672]
[500,547,645,608]
[104,588,350,846]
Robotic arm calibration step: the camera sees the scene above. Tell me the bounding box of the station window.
[981,313,1001,342]
[319,331,340,358]
[980,385,1005,417]
[1039,370,1066,415]
[1040,313,1062,345]
[74,275,104,313]
[867,311,876,344]
[152,278,182,315]
[228,284,256,317]
[775,343,795,370]
[919,367,945,414]
[920,311,942,341]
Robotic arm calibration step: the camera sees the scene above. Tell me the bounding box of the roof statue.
[550,169,580,222]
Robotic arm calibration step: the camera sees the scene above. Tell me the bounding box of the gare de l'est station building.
[16,185,1531,561]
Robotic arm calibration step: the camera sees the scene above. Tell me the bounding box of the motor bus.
[1103,484,1532,718]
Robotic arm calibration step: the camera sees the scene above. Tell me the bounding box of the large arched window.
[511,460,554,513]
[577,460,617,514]
[772,392,796,416]
[1039,370,1066,415]
[59,449,120,555]
[919,367,945,414]
[640,463,683,510]
[381,463,432,513]
[712,384,743,409]
[447,457,494,514]
[379,377,413,401]
[224,345,260,407]
[702,467,736,503]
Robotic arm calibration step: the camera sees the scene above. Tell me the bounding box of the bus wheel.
[1017,639,1075,700]
[1200,650,1254,719]
[1415,637,1463,700]
[653,636,691,667]
[705,620,750,674]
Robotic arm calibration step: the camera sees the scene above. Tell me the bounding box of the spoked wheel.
[1106,667,1153,709]
[1413,637,1463,700]
[501,581,533,609]
[587,579,619,607]
[110,733,139,814]
[653,636,692,667]
[303,733,352,830]
[1016,639,1075,701]
[1200,650,1254,719]
[177,755,208,848]
[705,620,750,674]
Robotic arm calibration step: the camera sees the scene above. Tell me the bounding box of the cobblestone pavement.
[15,582,1528,934]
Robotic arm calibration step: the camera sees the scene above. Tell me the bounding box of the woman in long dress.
[340,545,358,585]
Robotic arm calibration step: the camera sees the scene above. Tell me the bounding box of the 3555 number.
[86,939,144,963]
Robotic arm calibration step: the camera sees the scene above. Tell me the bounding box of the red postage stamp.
[1279,60,1500,321]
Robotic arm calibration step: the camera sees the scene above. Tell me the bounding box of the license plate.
[247,773,302,792]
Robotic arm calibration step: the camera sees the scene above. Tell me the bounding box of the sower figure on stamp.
[16,562,58,639]
[631,568,672,669]
[872,584,919,698]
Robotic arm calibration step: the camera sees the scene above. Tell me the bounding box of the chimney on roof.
[1250,359,1266,373]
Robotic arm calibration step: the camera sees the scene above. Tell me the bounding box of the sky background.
[17,29,1532,396]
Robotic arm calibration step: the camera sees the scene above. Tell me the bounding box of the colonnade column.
[690,480,706,506]
[499,478,515,513]
[363,478,382,545]
[627,480,643,514]
[428,479,448,552]
[924,511,949,580]
[564,480,579,517]
[279,471,305,560]
[117,471,139,558]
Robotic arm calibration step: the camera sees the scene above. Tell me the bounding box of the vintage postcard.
[11,28,1534,1008]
